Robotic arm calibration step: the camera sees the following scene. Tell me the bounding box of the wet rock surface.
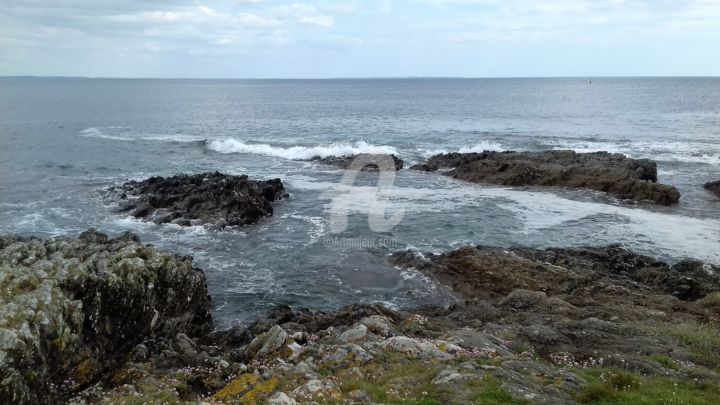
[0,230,211,404]
[705,180,720,198]
[410,150,681,205]
[113,171,287,229]
[310,153,404,171]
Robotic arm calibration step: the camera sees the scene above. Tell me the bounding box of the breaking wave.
[205,139,398,160]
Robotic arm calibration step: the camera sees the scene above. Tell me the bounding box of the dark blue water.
[1,77,719,328]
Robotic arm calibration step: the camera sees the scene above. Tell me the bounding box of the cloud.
[0,0,718,77]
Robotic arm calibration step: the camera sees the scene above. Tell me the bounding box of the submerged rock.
[0,230,212,404]
[310,153,404,171]
[410,150,680,205]
[114,171,287,228]
[705,180,720,198]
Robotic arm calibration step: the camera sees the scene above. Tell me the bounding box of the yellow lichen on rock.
[212,373,279,403]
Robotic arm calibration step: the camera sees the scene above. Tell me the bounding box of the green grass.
[338,353,526,405]
[648,354,680,371]
[639,322,720,370]
[472,375,530,405]
[576,368,720,405]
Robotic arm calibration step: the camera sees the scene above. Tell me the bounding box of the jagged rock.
[705,180,720,198]
[410,150,680,205]
[291,379,342,401]
[0,230,212,404]
[501,290,548,310]
[244,325,289,360]
[337,324,368,342]
[310,153,404,171]
[268,391,297,405]
[114,171,287,228]
[380,336,454,360]
[361,315,401,337]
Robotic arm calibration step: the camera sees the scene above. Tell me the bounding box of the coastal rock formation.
[410,150,681,205]
[392,245,720,361]
[6,230,719,404]
[114,171,287,228]
[311,153,404,171]
[705,180,720,198]
[0,230,211,404]
[68,243,719,404]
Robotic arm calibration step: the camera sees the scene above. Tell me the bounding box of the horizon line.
[1,74,719,80]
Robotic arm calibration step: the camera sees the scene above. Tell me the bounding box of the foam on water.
[140,134,206,143]
[205,138,398,160]
[458,141,506,153]
[419,141,505,157]
[78,128,133,141]
[547,139,720,164]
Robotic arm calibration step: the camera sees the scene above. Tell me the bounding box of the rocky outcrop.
[410,150,681,205]
[0,230,212,404]
[392,245,720,359]
[705,180,720,198]
[114,171,287,229]
[310,154,404,171]
[392,244,719,302]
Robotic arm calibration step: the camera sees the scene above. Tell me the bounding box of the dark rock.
[0,230,212,404]
[704,180,720,198]
[410,150,680,205]
[310,153,403,171]
[115,171,287,229]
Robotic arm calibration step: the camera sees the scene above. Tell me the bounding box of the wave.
[420,141,505,158]
[79,128,205,144]
[78,128,133,142]
[140,134,206,143]
[205,139,398,160]
[547,139,720,164]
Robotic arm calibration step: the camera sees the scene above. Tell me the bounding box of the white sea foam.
[548,139,720,164]
[140,134,206,143]
[316,176,720,264]
[458,141,506,153]
[78,127,133,141]
[419,141,505,158]
[205,138,398,160]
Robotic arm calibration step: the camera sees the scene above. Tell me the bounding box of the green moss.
[339,354,525,405]
[576,368,720,405]
[648,354,679,371]
[101,391,181,405]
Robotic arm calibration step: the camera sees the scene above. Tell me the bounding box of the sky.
[0,0,719,78]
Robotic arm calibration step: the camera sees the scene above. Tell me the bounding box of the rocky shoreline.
[410,150,681,205]
[2,231,719,404]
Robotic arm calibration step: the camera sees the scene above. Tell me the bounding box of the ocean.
[1,77,719,328]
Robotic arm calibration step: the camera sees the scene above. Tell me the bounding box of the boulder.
[310,153,404,171]
[410,150,680,205]
[0,230,212,404]
[114,171,287,228]
[705,180,720,198]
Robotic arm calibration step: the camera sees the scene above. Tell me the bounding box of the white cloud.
[273,4,335,27]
